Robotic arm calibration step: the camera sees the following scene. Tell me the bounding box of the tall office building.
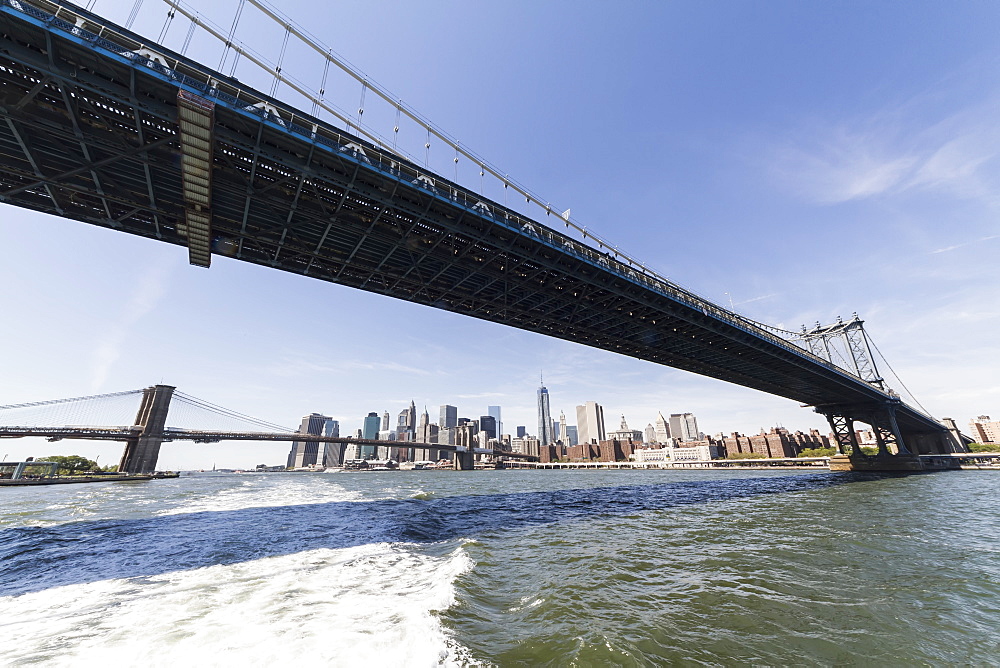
[287,413,335,468]
[479,415,498,440]
[669,413,700,442]
[558,411,568,443]
[537,382,553,445]
[576,401,606,445]
[316,418,343,467]
[397,400,417,439]
[439,405,458,429]
[516,425,527,438]
[654,412,670,443]
[362,412,380,440]
[644,423,656,444]
[381,411,390,432]
[565,425,579,446]
[488,405,502,438]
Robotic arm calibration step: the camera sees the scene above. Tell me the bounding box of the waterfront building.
[669,413,700,442]
[670,443,721,461]
[576,401,606,445]
[970,416,1000,443]
[722,428,829,458]
[488,405,502,438]
[537,382,553,445]
[654,412,670,443]
[440,404,458,429]
[287,413,335,468]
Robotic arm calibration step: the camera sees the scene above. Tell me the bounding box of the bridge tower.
[119,385,175,473]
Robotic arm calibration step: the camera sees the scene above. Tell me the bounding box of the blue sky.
[2,0,999,469]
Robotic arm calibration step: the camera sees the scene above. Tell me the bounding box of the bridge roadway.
[0,0,954,453]
[0,426,538,461]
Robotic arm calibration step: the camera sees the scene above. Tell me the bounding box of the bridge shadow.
[0,472,889,597]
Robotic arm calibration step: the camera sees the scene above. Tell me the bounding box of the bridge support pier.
[453,448,475,471]
[119,385,175,474]
[820,400,926,472]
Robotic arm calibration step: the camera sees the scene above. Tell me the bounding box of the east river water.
[2,469,999,666]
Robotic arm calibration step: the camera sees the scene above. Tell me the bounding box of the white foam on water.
[156,476,365,516]
[1,541,478,667]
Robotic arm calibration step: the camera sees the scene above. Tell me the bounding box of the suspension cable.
[0,389,144,411]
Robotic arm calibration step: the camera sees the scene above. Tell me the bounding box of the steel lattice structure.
[0,0,959,454]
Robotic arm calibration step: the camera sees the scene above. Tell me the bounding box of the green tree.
[968,442,1000,453]
[798,447,836,457]
[727,451,765,460]
[37,455,99,475]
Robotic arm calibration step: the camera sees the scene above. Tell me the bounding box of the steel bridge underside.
[0,0,947,447]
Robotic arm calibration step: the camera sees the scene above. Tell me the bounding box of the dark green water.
[2,469,998,665]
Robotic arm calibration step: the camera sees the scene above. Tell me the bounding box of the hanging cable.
[218,0,246,72]
[866,335,932,415]
[356,80,367,133]
[424,127,431,168]
[392,100,401,151]
[181,16,196,55]
[125,0,143,29]
[270,25,290,96]
[157,5,175,43]
[313,53,331,116]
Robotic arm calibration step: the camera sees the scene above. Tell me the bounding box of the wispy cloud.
[768,95,1000,206]
[89,259,172,391]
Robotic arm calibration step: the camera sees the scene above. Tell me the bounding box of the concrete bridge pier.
[119,385,175,474]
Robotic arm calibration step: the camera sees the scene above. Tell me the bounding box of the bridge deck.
[0,0,944,438]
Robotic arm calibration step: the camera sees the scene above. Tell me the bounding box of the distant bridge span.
[0,0,965,466]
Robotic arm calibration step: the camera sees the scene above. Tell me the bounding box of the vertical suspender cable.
[126,0,143,29]
[181,16,196,55]
[313,53,331,116]
[157,4,174,43]
[356,81,367,134]
[218,0,246,72]
[270,26,290,96]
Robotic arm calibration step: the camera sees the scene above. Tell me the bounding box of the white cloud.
[769,97,1000,206]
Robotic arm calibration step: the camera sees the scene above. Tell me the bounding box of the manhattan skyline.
[2,1,999,470]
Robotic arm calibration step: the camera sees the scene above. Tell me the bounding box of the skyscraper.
[558,411,568,443]
[516,425,527,438]
[655,412,670,443]
[669,413,700,442]
[488,405,502,437]
[644,423,656,444]
[537,382,553,445]
[576,401,606,445]
[287,413,335,468]
[362,412,380,440]
[381,411,390,432]
[479,415,497,440]
[439,405,458,429]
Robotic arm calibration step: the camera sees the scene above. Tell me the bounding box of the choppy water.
[2,469,999,666]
